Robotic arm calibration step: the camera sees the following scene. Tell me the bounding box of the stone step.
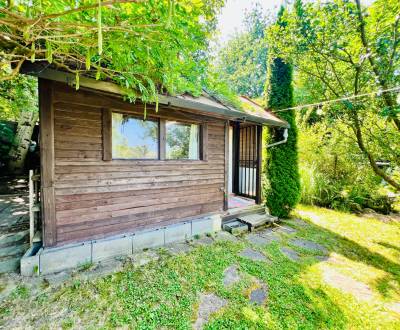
[238,214,278,229]
[222,220,249,235]
[222,205,266,223]
[0,255,21,274]
[0,243,29,258]
[0,230,29,248]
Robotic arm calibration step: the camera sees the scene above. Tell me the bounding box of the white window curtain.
[188,124,199,159]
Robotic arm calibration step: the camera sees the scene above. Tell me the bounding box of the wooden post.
[201,123,208,161]
[255,125,263,204]
[102,108,112,161]
[232,122,240,195]
[29,170,34,246]
[223,121,229,210]
[39,79,56,246]
[159,119,166,160]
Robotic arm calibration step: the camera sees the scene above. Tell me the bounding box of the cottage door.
[232,123,262,203]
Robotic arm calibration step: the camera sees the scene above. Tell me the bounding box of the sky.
[216,0,375,46]
[216,0,282,45]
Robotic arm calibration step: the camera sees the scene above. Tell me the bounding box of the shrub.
[264,57,301,218]
[298,123,396,214]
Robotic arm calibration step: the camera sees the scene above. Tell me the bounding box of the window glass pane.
[112,113,159,159]
[166,121,199,160]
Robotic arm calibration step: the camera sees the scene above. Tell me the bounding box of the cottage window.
[107,111,205,161]
[112,113,159,159]
[166,121,200,160]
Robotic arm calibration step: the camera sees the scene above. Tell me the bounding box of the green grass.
[1,205,399,329]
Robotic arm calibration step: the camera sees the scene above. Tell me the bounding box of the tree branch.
[355,0,400,131]
[352,110,400,190]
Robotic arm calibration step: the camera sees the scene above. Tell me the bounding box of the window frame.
[104,109,208,162]
[110,111,161,161]
[165,120,201,161]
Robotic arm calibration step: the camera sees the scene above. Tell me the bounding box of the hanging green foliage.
[0,0,225,104]
[97,0,102,55]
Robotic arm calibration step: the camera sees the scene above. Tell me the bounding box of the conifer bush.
[264,57,301,218]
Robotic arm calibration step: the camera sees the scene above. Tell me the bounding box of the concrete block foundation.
[133,228,165,251]
[20,215,222,276]
[192,217,214,236]
[165,222,191,244]
[92,235,132,262]
[40,243,92,275]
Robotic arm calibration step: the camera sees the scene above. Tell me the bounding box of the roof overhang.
[23,66,289,128]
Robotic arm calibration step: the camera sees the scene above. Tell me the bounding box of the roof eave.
[24,66,289,128]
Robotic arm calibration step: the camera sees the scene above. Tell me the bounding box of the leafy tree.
[0,0,225,103]
[298,120,394,213]
[0,76,37,121]
[0,76,38,173]
[216,3,269,98]
[268,0,400,190]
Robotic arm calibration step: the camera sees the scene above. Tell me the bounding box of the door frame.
[232,122,262,204]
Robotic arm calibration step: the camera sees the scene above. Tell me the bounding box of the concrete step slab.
[222,220,248,235]
[238,213,277,229]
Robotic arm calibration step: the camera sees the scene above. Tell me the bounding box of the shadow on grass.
[376,241,400,254]
[207,208,400,328]
[279,216,400,299]
[289,220,400,279]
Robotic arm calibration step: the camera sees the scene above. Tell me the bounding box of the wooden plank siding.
[39,79,57,246]
[43,80,226,246]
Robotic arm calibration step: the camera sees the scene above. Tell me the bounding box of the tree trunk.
[352,112,400,191]
[7,110,38,174]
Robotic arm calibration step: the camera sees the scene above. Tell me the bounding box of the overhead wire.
[273,86,400,113]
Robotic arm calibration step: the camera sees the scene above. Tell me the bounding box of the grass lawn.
[1,205,399,329]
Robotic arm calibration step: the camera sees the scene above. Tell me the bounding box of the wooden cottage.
[21,67,288,275]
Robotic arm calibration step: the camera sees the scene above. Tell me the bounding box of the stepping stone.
[257,229,281,243]
[192,236,214,246]
[44,271,72,287]
[131,250,159,267]
[283,218,309,227]
[322,266,374,302]
[314,255,329,262]
[385,302,400,314]
[274,225,297,235]
[223,265,241,287]
[77,259,124,282]
[280,247,300,262]
[246,234,271,247]
[214,231,238,242]
[193,293,227,329]
[165,242,192,255]
[239,248,268,262]
[325,254,347,265]
[249,284,268,305]
[290,239,328,254]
